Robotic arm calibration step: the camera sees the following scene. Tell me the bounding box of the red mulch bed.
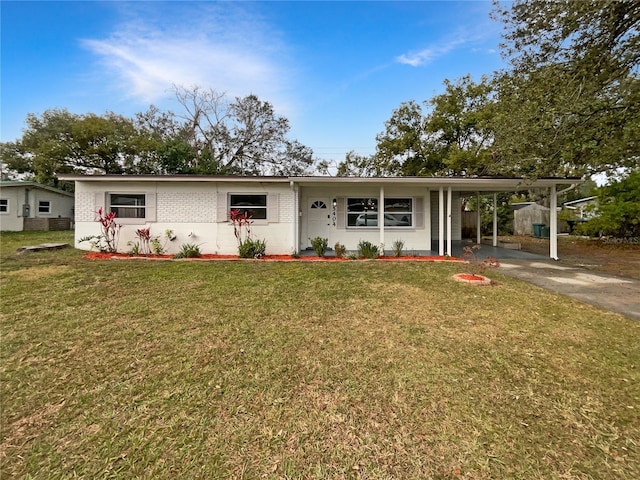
[84,252,462,262]
[455,273,487,281]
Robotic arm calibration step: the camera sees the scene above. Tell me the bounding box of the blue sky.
[1,1,506,165]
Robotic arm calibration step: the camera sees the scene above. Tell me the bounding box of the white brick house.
[60,175,581,259]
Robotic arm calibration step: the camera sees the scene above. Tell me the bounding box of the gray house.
[0,181,74,231]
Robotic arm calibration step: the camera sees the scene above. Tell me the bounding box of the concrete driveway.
[497,259,640,321]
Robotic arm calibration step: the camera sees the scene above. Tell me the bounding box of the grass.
[1,231,639,479]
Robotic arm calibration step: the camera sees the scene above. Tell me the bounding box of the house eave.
[57,174,583,192]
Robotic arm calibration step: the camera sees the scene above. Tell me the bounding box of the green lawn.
[1,231,639,479]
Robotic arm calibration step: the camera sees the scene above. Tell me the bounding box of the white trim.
[58,175,582,192]
[0,198,8,214]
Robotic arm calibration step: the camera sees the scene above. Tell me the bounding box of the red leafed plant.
[230,209,252,247]
[230,209,266,258]
[135,227,152,254]
[462,245,500,278]
[79,208,122,253]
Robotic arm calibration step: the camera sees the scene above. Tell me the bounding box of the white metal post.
[438,187,444,256]
[476,191,481,245]
[550,184,558,260]
[447,186,452,256]
[425,189,431,253]
[379,186,385,253]
[493,193,498,247]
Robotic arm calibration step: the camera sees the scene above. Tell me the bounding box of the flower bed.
[84,252,463,262]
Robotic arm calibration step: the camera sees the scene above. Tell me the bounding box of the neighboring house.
[0,181,74,232]
[563,196,598,219]
[60,174,581,259]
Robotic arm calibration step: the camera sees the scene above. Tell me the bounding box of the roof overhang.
[57,174,583,193]
[0,181,74,197]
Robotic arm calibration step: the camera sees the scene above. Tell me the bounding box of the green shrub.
[239,238,267,258]
[173,243,201,258]
[310,236,328,257]
[334,242,346,258]
[392,239,405,257]
[357,240,379,259]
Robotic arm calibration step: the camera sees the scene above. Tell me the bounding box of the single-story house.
[59,175,582,259]
[0,181,74,232]
[563,196,598,219]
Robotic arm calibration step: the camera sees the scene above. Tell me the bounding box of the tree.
[374,100,431,176]
[422,76,495,176]
[171,86,314,175]
[0,109,147,186]
[2,109,78,187]
[491,0,640,178]
[579,170,640,238]
[364,76,496,177]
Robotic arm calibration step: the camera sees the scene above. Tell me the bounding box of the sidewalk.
[497,259,640,321]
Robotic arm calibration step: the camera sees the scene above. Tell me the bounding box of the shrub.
[238,238,266,259]
[392,239,405,257]
[231,209,266,258]
[79,208,121,253]
[173,243,201,259]
[334,242,346,258]
[357,240,379,259]
[310,236,328,257]
[462,244,500,277]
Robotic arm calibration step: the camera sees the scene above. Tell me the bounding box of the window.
[384,198,412,227]
[347,197,378,227]
[230,194,267,220]
[347,197,412,227]
[0,199,7,214]
[38,200,51,214]
[311,200,327,209]
[109,193,146,218]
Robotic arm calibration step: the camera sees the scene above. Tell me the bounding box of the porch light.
[332,198,337,207]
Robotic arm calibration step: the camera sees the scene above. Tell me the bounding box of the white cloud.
[396,36,467,67]
[80,4,294,111]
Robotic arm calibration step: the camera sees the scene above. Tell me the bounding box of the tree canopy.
[0,88,315,185]
[491,0,639,178]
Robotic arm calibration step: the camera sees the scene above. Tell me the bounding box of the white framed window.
[229,194,267,220]
[346,197,413,228]
[38,200,51,214]
[109,193,146,219]
[0,199,8,214]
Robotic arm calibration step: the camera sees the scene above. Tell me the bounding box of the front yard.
[1,232,639,479]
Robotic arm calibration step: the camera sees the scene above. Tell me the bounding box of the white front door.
[307,199,331,247]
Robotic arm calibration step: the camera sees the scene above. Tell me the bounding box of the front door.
[307,199,331,247]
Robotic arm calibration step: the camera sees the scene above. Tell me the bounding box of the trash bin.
[532,223,545,237]
[541,226,551,238]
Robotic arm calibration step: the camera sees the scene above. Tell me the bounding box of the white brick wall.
[279,190,295,223]
[76,191,97,223]
[157,192,216,223]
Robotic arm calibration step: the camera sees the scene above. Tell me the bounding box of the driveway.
[497,259,640,321]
